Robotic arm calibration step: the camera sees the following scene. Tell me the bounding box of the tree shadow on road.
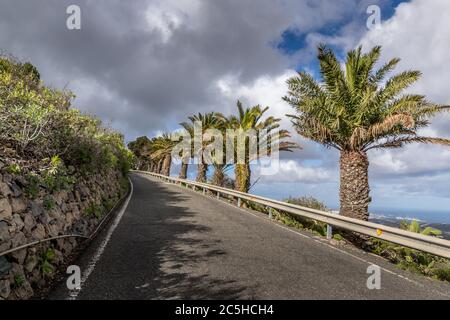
[122,174,252,300]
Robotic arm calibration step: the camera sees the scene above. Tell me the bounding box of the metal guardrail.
[135,170,450,259]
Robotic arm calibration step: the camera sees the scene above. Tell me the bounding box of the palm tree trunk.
[179,163,188,179]
[212,164,224,187]
[196,162,207,182]
[161,154,171,176]
[339,150,371,221]
[157,159,164,174]
[235,163,250,193]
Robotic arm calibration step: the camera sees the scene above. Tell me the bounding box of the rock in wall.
[0,165,128,300]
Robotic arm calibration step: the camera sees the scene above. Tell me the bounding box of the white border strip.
[67,177,134,300]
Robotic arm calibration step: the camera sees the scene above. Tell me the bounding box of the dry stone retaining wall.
[0,164,127,300]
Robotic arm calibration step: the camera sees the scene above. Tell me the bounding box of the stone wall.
[0,165,127,300]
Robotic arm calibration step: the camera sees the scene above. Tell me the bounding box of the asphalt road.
[49,172,450,299]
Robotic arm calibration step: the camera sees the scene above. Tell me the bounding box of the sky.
[1,0,450,217]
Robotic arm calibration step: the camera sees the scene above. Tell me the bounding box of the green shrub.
[279,196,329,236]
[333,233,344,241]
[285,196,329,211]
[6,163,21,175]
[85,203,103,219]
[25,174,40,198]
[0,55,132,175]
[14,275,25,287]
[400,219,442,237]
[43,195,55,211]
[435,266,450,281]
[38,249,55,276]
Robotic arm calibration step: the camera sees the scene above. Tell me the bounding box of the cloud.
[356,0,450,174]
[254,160,334,184]
[359,0,450,135]
[349,0,450,210]
[0,0,367,141]
[2,0,449,211]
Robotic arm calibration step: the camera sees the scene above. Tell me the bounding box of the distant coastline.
[328,207,450,240]
[369,209,450,241]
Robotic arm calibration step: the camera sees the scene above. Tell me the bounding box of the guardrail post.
[203,188,206,195]
[268,207,273,220]
[217,192,220,199]
[326,224,332,240]
[237,198,241,207]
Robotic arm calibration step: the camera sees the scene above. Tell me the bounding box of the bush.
[6,163,21,175]
[43,195,55,211]
[25,173,40,199]
[281,196,330,236]
[364,221,450,281]
[284,196,329,211]
[0,55,132,175]
[85,203,104,219]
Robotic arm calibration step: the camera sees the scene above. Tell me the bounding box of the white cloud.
[370,151,407,174]
[214,69,328,161]
[254,159,333,184]
[144,0,202,43]
[354,0,450,177]
[360,0,450,104]
[214,69,296,126]
[338,0,450,211]
[370,144,450,177]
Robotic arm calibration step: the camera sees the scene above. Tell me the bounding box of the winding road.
[49,172,450,299]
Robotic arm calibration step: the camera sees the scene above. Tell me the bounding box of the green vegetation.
[25,173,40,199]
[217,102,297,192]
[85,203,104,219]
[6,163,21,174]
[38,249,55,276]
[43,195,55,211]
[363,219,450,280]
[400,219,442,237]
[284,45,450,221]
[366,237,450,281]
[278,196,330,237]
[14,275,25,287]
[102,196,116,212]
[0,55,132,180]
[180,113,223,183]
[129,104,297,192]
[285,196,328,211]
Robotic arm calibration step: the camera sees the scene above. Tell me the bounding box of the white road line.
[67,177,134,300]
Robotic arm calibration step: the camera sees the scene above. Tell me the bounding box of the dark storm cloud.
[0,0,284,137]
[0,0,362,140]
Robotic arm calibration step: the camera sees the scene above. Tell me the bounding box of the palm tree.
[209,115,233,187]
[180,112,222,182]
[179,156,189,179]
[149,134,176,176]
[284,45,450,221]
[177,123,194,179]
[223,101,297,193]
